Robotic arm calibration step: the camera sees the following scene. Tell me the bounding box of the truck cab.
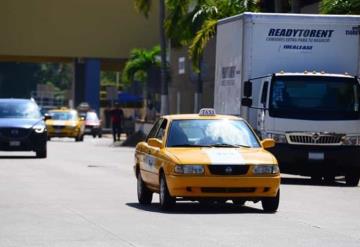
[244,72,360,185]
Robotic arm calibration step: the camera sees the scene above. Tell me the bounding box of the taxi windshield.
[49,111,77,121]
[167,119,260,148]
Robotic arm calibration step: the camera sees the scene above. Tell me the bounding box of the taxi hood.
[167,148,276,165]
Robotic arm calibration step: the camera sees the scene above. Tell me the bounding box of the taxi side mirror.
[261,138,275,149]
[148,138,164,149]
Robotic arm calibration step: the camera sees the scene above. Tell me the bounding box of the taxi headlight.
[33,126,46,133]
[342,136,360,146]
[174,165,204,175]
[266,133,287,143]
[253,165,279,174]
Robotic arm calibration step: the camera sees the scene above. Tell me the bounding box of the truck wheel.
[261,190,280,213]
[159,173,175,210]
[137,173,153,205]
[345,174,360,187]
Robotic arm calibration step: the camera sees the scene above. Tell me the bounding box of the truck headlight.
[266,133,287,143]
[342,136,360,146]
[174,165,205,174]
[253,165,280,174]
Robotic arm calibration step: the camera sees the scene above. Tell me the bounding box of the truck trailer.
[214,12,360,186]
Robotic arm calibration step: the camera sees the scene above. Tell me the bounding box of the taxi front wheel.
[261,190,280,213]
[137,173,153,205]
[75,135,84,142]
[159,174,175,210]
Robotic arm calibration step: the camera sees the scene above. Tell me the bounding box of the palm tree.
[321,0,360,14]
[164,0,210,112]
[133,0,169,115]
[189,0,258,70]
[133,1,259,112]
[122,46,161,116]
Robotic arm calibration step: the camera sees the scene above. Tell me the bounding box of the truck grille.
[287,133,343,145]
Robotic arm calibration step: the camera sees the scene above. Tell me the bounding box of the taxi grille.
[201,187,256,193]
[52,125,66,130]
[208,165,249,175]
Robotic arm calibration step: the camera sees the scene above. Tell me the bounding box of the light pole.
[159,0,169,115]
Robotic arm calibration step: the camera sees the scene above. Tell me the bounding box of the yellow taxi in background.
[135,109,280,212]
[46,108,85,142]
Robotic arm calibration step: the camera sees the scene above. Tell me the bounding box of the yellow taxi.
[134,109,280,212]
[46,108,85,142]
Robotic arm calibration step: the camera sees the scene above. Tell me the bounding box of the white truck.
[214,12,360,186]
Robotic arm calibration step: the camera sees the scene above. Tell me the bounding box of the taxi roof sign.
[199,108,216,116]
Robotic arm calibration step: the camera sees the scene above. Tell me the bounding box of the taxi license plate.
[308,152,324,160]
[55,129,62,134]
[9,141,21,147]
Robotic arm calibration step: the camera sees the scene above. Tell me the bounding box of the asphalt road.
[0,136,359,247]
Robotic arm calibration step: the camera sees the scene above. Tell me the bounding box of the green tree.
[321,0,360,14]
[122,45,161,110]
[122,46,160,84]
[189,0,258,69]
[134,0,169,115]
[38,63,72,91]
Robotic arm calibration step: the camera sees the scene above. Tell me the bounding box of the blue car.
[0,99,48,158]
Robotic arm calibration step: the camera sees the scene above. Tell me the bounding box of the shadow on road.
[126,202,268,214]
[281,177,347,187]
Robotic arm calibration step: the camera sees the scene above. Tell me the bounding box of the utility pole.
[274,0,284,12]
[194,58,203,113]
[159,0,169,115]
[291,0,301,13]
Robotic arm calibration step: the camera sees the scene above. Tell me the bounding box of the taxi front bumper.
[166,175,280,199]
[47,128,80,138]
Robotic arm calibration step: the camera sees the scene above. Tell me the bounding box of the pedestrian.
[110,103,124,142]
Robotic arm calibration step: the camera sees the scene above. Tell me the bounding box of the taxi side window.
[147,119,163,141]
[155,119,168,140]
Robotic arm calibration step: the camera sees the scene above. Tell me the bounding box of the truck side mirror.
[241,98,253,107]
[244,81,252,97]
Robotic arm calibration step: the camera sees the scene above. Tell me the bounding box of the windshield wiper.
[170,144,210,147]
[208,143,251,148]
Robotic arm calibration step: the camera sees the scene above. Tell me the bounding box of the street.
[0,136,359,247]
